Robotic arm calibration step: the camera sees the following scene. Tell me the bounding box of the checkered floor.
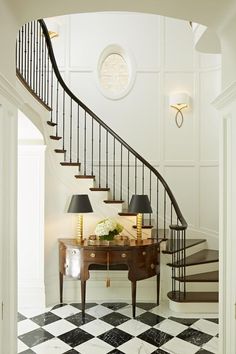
[18,302,218,354]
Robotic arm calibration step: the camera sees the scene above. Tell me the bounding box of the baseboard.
[18,284,45,309]
[45,271,157,307]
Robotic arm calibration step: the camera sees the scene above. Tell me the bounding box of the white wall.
[43,13,221,305]
[17,111,46,309]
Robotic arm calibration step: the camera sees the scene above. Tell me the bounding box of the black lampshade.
[128,194,152,214]
[67,194,93,213]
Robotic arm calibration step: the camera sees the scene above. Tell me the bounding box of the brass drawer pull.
[142,251,146,256]
[151,264,155,269]
[121,253,127,258]
[90,253,96,258]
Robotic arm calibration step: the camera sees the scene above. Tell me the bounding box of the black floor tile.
[18,328,54,348]
[108,350,125,354]
[70,302,98,310]
[177,328,213,346]
[30,312,61,326]
[101,302,128,311]
[18,312,27,322]
[98,328,132,347]
[64,350,81,353]
[66,312,96,326]
[51,303,67,310]
[196,349,215,354]
[136,312,165,326]
[168,316,199,326]
[205,318,219,324]
[151,349,170,354]
[138,328,173,347]
[100,312,130,326]
[19,350,36,354]
[136,303,157,311]
[58,328,94,347]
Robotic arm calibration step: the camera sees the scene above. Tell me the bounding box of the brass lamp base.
[75,214,83,243]
[136,213,142,241]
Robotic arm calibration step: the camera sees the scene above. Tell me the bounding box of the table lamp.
[67,194,93,243]
[128,194,152,240]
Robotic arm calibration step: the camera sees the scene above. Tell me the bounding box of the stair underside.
[133,224,153,229]
[118,211,137,216]
[55,149,66,153]
[47,121,57,127]
[163,238,206,254]
[90,187,110,191]
[104,200,124,204]
[173,271,219,282]
[60,162,80,166]
[168,249,219,267]
[75,175,95,179]
[168,291,218,303]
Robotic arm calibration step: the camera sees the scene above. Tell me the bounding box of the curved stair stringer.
[16,18,222,311]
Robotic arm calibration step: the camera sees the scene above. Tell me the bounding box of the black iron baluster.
[38,23,42,98]
[26,23,30,83]
[77,104,80,166]
[41,31,44,101]
[55,80,59,136]
[156,178,159,235]
[164,190,167,239]
[21,26,24,75]
[171,203,173,225]
[120,144,123,200]
[43,37,47,103]
[113,137,116,200]
[135,157,137,194]
[106,131,108,188]
[35,22,39,94]
[62,90,65,155]
[32,21,36,92]
[29,22,33,88]
[46,50,50,105]
[91,117,94,176]
[127,150,130,204]
[142,163,144,194]
[50,69,54,121]
[17,28,21,72]
[98,125,101,187]
[84,111,87,175]
[183,229,186,297]
[149,170,152,225]
[69,98,72,163]
[24,24,27,80]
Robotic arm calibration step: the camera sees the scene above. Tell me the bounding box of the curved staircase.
[16,19,219,311]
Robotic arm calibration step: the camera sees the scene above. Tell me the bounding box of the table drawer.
[83,250,107,264]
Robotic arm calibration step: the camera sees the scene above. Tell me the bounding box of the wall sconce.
[169,93,190,128]
[45,18,60,39]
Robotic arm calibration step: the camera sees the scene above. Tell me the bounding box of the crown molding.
[212,81,236,111]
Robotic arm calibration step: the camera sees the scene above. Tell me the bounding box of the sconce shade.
[128,194,152,214]
[169,93,189,109]
[67,194,93,213]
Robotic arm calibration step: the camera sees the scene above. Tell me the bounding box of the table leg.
[156,273,160,306]
[131,281,137,318]
[81,280,86,322]
[59,272,63,303]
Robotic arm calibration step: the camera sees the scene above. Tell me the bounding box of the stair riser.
[178,282,218,292]
[162,241,207,259]
[168,261,218,276]
[168,300,218,313]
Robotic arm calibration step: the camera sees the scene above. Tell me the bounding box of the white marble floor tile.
[18,339,29,353]
[32,338,71,354]
[80,318,113,336]
[116,304,145,318]
[161,337,199,354]
[191,319,218,336]
[154,318,188,336]
[117,319,150,336]
[85,304,113,318]
[75,337,113,354]
[50,305,80,318]
[202,336,219,353]
[18,319,40,336]
[118,337,156,354]
[19,307,51,318]
[42,319,77,336]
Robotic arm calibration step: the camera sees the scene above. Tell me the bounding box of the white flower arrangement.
[95,218,124,240]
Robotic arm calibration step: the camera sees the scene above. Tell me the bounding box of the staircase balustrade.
[16,19,188,300]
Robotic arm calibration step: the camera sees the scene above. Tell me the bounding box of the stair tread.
[60,162,80,166]
[168,291,218,303]
[75,175,95,179]
[50,135,62,140]
[168,249,219,267]
[119,211,137,216]
[90,188,110,191]
[55,149,66,153]
[163,239,206,254]
[104,200,124,204]
[174,271,219,282]
[133,224,153,229]
[47,121,57,127]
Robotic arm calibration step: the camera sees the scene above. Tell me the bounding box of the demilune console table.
[58,238,160,319]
